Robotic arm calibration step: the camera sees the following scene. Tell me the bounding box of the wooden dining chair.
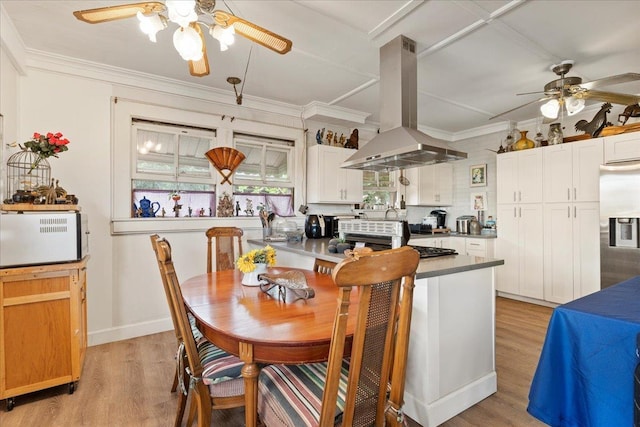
[313,258,337,275]
[206,226,243,273]
[150,235,246,427]
[257,246,420,427]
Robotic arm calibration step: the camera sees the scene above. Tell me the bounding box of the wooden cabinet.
[543,202,600,303]
[495,203,544,299]
[604,132,640,163]
[405,163,453,206]
[543,139,603,203]
[497,150,543,204]
[0,258,88,410]
[307,145,363,203]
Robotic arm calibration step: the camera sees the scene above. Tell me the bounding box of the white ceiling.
[3,0,640,134]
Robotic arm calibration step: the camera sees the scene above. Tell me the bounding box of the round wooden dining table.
[181,267,358,427]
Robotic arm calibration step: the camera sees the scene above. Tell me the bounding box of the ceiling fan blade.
[73,2,165,24]
[489,96,551,120]
[578,90,640,105]
[214,11,292,54]
[577,73,640,91]
[189,24,210,77]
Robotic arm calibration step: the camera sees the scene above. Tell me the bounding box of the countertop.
[411,231,497,239]
[248,238,503,279]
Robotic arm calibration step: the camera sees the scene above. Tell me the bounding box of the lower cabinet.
[410,236,450,248]
[495,204,544,299]
[543,202,600,303]
[0,258,88,410]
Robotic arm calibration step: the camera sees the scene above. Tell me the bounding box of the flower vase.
[514,130,535,151]
[241,263,268,287]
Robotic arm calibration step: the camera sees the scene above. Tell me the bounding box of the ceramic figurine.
[345,129,359,149]
[325,130,333,145]
[315,128,324,144]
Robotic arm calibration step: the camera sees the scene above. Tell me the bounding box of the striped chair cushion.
[187,313,243,385]
[257,359,350,427]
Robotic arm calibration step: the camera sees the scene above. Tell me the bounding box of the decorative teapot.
[138,196,160,217]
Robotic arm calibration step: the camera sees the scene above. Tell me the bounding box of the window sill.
[111,216,265,235]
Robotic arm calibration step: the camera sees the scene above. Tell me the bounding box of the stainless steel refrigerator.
[600,160,640,288]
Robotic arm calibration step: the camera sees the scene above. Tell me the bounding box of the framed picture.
[471,192,487,211]
[470,164,487,187]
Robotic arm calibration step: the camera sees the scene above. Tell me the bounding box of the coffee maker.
[305,214,325,238]
[430,209,447,229]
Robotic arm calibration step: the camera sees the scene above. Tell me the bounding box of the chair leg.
[175,388,188,427]
[186,392,197,427]
[171,366,179,392]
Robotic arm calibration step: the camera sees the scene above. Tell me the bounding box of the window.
[363,170,397,208]
[232,133,295,216]
[131,119,216,217]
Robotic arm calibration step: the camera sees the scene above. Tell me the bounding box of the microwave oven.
[0,212,89,268]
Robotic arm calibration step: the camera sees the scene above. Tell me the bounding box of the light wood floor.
[0,297,552,427]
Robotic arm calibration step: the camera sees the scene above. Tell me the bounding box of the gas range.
[409,246,457,258]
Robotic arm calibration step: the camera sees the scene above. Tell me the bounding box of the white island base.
[404,267,496,426]
[247,239,499,426]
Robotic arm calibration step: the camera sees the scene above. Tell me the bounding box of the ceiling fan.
[490,60,640,120]
[73,1,292,77]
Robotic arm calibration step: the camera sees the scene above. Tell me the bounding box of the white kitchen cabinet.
[497,150,543,204]
[409,236,450,248]
[445,237,495,258]
[495,203,544,299]
[543,202,600,304]
[307,145,363,203]
[543,139,603,203]
[604,132,640,163]
[404,163,453,206]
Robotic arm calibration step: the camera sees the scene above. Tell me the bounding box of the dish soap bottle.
[400,195,406,209]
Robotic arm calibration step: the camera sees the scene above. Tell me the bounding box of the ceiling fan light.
[211,25,235,50]
[137,12,166,43]
[166,0,197,27]
[173,26,203,61]
[541,99,560,119]
[565,96,585,116]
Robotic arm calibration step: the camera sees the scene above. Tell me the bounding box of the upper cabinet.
[604,132,640,163]
[496,150,543,204]
[307,145,363,204]
[543,138,603,203]
[404,163,453,206]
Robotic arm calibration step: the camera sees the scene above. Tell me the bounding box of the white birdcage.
[6,149,51,200]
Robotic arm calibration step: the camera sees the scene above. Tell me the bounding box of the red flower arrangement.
[21,131,71,171]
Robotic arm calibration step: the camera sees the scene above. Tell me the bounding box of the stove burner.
[409,245,457,258]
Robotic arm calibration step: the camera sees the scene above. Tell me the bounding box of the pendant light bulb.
[565,96,585,116]
[540,99,560,119]
[211,25,236,51]
[166,0,197,27]
[173,26,203,61]
[137,12,166,42]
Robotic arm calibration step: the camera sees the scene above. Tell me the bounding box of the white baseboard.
[88,317,173,346]
[403,372,497,426]
[496,291,558,308]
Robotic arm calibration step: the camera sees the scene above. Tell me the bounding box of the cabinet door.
[518,204,544,299]
[604,132,640,163]
[517,150,543,203]
[434,163,453,205]
[307,145,362,203]
[573,202,600,298]
[543,203,574,303]
[466,239,487,257]
[418,165,436,205]
[543,145,573,203]
[342,167,363,203]
[573,139,603,202]
[497,153,518,204]
[495,204,519,294]
[447,237,466,254]
[404,167,420,205]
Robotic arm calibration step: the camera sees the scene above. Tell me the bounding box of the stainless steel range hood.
[342,36,467,172]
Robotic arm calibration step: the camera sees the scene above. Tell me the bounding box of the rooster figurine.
[575,102,612,137]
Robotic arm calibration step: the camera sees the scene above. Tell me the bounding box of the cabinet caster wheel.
[6,397,15,411]
[68,382,76,394]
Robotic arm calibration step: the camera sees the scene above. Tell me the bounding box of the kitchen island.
[248,238,503,426]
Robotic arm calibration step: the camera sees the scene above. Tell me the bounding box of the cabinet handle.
[574,187,577,200]
[513,192,516,202]
[568,206,570,218]
[574,206,577,218]
[469,242,480,246]
[518,191,521,202]
[519,207,522,218]
[513,207,517,218]
[567,188,570,201]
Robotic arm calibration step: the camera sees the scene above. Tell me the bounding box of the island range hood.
[342,36,467,172]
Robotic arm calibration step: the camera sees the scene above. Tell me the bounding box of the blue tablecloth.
[528,276,640,427]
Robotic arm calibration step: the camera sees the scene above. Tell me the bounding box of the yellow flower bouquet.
[236,245,276,273]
